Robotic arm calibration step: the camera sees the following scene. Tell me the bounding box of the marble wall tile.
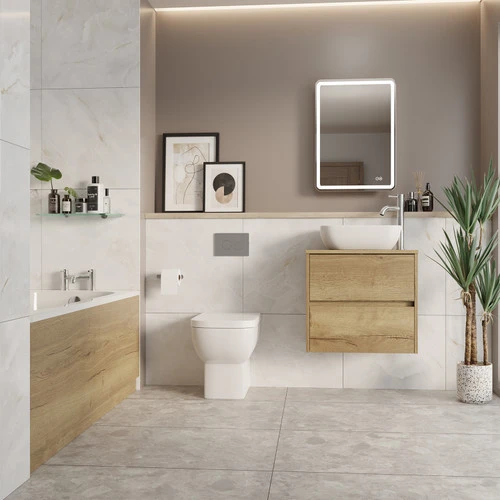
[343,315,446,390]
[30,0,42,90]
[41,189,140,290]
[30,189,42,290]
[145,219,244,313]
[0,141,30,322]
[404,217,446,315]
[41,0,140,89]
[145,313,203,386]
[343,217,393,226]
[445,314,491,390]
[41,88,140,189]
[0,317,30,500]
[242,218,342,314]
[251,314,343,388]
[0,0,30,148]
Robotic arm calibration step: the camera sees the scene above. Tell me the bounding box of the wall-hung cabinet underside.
[306,250,418,353]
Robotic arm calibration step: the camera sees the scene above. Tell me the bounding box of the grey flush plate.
[214,233,249,257]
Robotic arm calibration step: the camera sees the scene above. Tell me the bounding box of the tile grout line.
[267,387,287,500]
[41,463,500,480]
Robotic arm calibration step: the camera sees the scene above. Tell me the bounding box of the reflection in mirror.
[315,79,395,191]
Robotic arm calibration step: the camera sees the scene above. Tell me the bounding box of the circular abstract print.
[213,173,236,204]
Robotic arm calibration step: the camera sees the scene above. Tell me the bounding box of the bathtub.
[30,289,139,322]
[30,288,139,471]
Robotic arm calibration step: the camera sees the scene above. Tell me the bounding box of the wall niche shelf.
[36,213,123,219]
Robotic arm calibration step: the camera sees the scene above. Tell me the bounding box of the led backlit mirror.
[315,79,395,191]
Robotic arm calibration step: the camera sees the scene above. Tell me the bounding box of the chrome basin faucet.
[379,194,404,250]
[62,269,95,291]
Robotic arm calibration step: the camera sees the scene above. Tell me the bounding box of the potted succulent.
[434,162,500,403]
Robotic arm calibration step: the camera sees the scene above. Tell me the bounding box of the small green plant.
[30,162,62,190]
[433,160,500,366]
[64,187,79,199]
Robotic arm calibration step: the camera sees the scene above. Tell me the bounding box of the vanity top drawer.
[309,253,416,302]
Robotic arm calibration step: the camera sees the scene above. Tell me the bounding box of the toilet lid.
[192,313,260,329]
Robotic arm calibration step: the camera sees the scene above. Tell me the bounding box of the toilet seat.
[192,313,260,329]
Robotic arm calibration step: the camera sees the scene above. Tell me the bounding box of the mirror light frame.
[315,78,396,191]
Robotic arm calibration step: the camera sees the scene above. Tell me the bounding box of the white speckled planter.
[457,362,492,404]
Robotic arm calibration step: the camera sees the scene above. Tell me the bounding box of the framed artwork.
[162,133,219,212]
[203,162,245,213]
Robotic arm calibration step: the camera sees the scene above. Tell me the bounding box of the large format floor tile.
[269,472,500,500]
[9,466,271,500]
[96,398,284,430]
[282,401,500,434]
[48,425,279,471]
[275,430,500,477]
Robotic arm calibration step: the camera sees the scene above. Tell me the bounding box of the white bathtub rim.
[30,290,139,323]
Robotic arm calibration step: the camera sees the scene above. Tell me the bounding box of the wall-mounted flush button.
[214,233,249,256]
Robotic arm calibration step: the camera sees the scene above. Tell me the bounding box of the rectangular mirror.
[315,79,395,191]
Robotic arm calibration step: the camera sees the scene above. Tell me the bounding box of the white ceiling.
[150,0,472,9]
[319,84,391,133]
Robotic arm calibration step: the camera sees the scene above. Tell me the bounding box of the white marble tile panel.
[0,317,30,500]
[30,189,42,290]
[251,314,343,388]
[145,313,203,386]
[343,315,446,390]
[41,0,140,89]
[145,219,244,313]
[0,141,30,322]
[0,0,30,148]
[41,88,140,189]
[343,217,393,226]
[404,217,446,315]
[30,0,41,90]
[446,314,491,390]
[41,189,140,290]
[243,218,342,314]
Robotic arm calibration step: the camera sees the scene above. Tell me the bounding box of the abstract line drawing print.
[173,143,210,206]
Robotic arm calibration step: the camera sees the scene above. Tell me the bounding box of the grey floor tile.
[246,387,287,401]
[275,430,500,477]
[128,386,204,400]
[48,426,279,471]
[286,388,500,405]
[269,472,500,500]
[97,399,284,429]
[282,401,500,434]
[8,466,271,500]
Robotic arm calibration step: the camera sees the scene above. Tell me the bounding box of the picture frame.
[162,133,219,212]
[203,162,245,213]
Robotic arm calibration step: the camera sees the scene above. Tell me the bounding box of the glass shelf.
[36,213,123,219]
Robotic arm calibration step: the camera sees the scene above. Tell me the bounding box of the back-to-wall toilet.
[191,313,260,399]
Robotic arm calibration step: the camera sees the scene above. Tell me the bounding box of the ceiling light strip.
[156,0,480,13]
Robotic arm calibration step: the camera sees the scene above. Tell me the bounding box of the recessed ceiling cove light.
[155,0,480,13]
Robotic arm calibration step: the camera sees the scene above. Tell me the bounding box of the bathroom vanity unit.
[306,250,418,353]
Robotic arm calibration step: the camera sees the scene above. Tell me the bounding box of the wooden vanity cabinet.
[306,250,418,353]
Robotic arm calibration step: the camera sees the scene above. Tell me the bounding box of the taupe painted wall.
[156,4,480,211]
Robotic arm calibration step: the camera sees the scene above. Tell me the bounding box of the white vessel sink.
[320,225,401,250]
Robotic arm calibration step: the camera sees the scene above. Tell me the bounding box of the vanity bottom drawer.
[308,302,416,353]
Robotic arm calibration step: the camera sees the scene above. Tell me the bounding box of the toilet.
[191,313,260,399]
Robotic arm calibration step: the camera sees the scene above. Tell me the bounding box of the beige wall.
[156,4,480,212]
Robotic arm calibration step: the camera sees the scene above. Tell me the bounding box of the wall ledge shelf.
[36,213,123,219]
[144,211,451,219]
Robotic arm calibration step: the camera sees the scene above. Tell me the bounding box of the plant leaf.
[64,187,79,199]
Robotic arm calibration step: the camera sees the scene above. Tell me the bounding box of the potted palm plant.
[434,162,500,403]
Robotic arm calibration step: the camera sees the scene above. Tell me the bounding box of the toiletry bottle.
[103,188,111,215]
[48,189,60,214]
[75,197,87,214]
[62,194,72,214]
[407,192,418,212]
[421,182,434,212]
[87,176,105,213]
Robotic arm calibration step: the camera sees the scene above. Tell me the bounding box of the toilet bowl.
[191,313,260,399]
